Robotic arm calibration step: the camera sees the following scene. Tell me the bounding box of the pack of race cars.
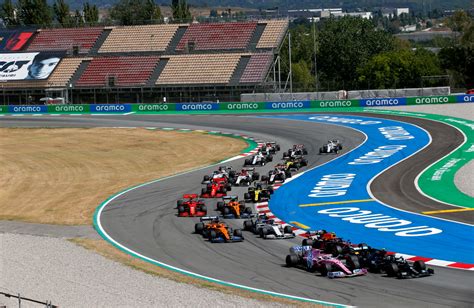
[174,140,434,279]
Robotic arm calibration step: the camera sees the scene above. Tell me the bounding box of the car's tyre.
[233,229,243,238]
[244,207,252,214]
[286,254,298,267]
[221,187,227,193]
[195,222,204,234]
[346,255,360,270]
[268,188,274,194]
[252,172,260,181]
[268,155,273,162]
[216,201,224,210]
[414,260,426,271]
[244,159,251,165]
[203,175,210,181]
[243,220,253,230]
[310,240,320,249]
[244,192,251,201]
[302,238,313,247]
[177,205,185,213]
[177,199,183,207]
[332,245,343,257]
[229,171,236,178]
[261,175,269,182]
[303,149,308,155]
[209,230,217,240]
[284,225,293,234]
[301,159,308,166]
[276,145,280,151]
[259,228,268,238]
[283,152,289,158]
[226,184,232,191]
[320,263,332,277]
[386,263,399,277]
[223,207,231,215]
[285,171,292,178]
[200,205,207,213]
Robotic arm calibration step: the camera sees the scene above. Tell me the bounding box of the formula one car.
[244,183,274,203]
[244,151,273,167]
[283,144,308,158]
[301,230,370,257]
[243,215,295,239]
[200,177,232,198]
[319,140,342,154]
[176,194,207,217]
[261,165,291,184]
[261,141,281,154]
[201,166,234,184]
[216,196,253,218]
[358,249,434,278]
[283,156,308,170]
[228,168,260,186]
[194,216,244,243]
[286,245,368,278]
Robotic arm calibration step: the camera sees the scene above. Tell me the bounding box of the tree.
[209,9,218,18]
[445,10,472,32]
[111,0,163,25]
[1,0,19,26]
[83,2,99,25]
[18,0,52,27]
[357,49,443,89]
[292,60,315,91]
[172,0,191,22]
[317,16,395,90]
[53,0,71,27]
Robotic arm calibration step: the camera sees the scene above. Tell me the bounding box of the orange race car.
[194,216,244,243]
[216,196,253,219]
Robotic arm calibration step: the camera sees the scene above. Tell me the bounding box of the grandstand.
[0,19,288,104]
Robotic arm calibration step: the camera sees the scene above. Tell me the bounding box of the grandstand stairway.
[229,55,251,86]
[147,59,168,86]
[165,26,188,54]
[248,24,267,51]
[69,60,91,86]
[90,29,112,54]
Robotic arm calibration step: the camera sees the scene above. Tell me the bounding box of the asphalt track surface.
[1,114,473,307]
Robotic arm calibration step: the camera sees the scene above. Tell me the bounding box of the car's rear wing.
[222,195,238,201]
[200,216,219,221]
[243,167,255,172]
[183,193,198,199]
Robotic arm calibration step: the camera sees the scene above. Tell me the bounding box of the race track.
[1,113,473,307]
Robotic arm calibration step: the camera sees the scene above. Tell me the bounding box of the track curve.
[1,113,473,307]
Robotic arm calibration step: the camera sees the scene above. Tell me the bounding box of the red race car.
[200,177,231,198]
[177,194,207,217]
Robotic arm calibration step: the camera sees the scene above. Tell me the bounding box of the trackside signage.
[222,102,265,110]
[90,104,132,113]
[48,104,89,113]
[456,94,474,103]
[133,103,176,112]
[311,99,359,108]
[8,105,47,113]
[176,103,219,111]
[407,95,454,105]
[265,101,310,110]
[0,105,6,113]
[360,97,407,107]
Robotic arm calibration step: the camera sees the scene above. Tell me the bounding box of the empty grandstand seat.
[240,53,273,83]
[156,54,241,85]
[256,20,289,49]
[176,22,257,51]
[27,28,103,53]
[99,25,180,53]
[75,56,159,87]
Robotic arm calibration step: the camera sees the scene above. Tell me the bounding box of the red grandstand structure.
[0,19,288,105]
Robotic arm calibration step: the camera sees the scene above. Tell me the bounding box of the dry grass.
[0,128,245,225]
[70,238,324,307]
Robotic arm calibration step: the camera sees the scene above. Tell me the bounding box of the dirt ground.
[0,128,246,225]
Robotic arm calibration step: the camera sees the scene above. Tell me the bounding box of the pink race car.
[285,245,368,278]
